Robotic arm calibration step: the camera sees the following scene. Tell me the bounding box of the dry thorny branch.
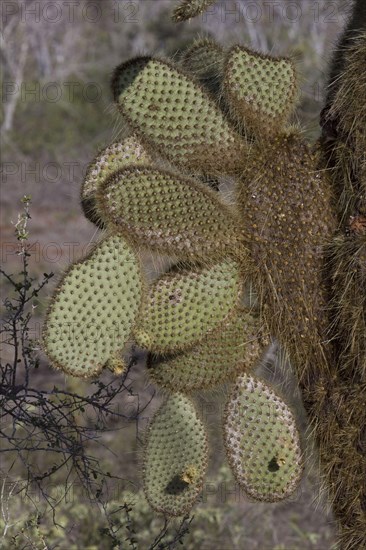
[0,197,191,548]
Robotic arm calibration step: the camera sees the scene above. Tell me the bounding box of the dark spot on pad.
[165,475,189,495]
[268,457,280,472]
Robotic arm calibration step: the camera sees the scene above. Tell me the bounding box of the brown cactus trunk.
[313,2,366,546]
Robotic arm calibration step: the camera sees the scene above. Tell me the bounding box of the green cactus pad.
[143,394,208,516]
[43,235,143,378]
[147,307,268,392]
[181,37,224,98]
[134,260,243,353]
[224,373,303,502]
[98,166,245,261]
[224,46,298,135]
[172,0,217,21]
[81,136,151,227]
[112,56,245,175]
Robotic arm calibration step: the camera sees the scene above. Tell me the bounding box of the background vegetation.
[0,1,351,547]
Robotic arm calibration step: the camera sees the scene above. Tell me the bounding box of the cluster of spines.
[327,234,366,378]
[321,32,366,385]
[317,8,366,547]
[321,32,366,242]
[172,0,217,22]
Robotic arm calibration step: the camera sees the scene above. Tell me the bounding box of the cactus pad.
[224,46,298,135]
[98,166,245,261]
[143,393,208,516]
[81,136,151,227]
[134,260,243,353]
[112,56,245,175]
[148,308,267,391]
[172,0,216,22]
[224,373,303,502]
[181,37,225,99]
[43,235,143,378]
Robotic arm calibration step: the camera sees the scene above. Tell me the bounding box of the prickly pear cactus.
[42,0,366,544]
[224,46,298,136]
[180,37,225,99]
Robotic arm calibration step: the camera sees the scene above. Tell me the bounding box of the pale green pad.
[81,136,151,226]
[143,394,208,516]
[172,0,216,21]
[43,235,143,378]
[112,56,244,175]
[134,260,242,353]
[148,308,266,391]
[98,166,245,261]
[224,46,297,133]
[224,373,303,502]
